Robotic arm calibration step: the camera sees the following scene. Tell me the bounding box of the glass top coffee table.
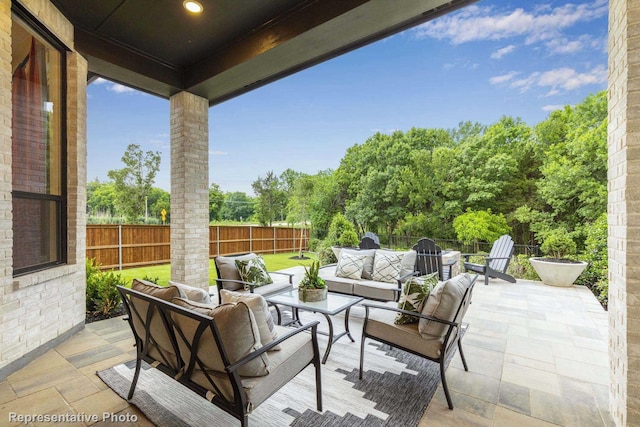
[265,290,364,364]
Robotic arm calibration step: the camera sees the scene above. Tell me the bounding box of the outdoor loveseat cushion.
[171,298,271,377]
[130,279,182,370]
[364,306,441,359]
[183,325,314,410]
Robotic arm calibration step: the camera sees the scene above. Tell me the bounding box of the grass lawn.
[115,252,318,286]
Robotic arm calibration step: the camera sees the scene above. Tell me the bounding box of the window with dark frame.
[11,7,67,276]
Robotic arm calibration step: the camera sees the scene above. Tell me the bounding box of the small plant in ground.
[86,258,125,321]
[142,274,160,284]
[507,254,540,281]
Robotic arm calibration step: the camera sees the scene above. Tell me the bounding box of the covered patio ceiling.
[51,0,475,105]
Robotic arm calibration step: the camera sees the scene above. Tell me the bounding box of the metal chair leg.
[440,362,454,410]
[458,340,469,371]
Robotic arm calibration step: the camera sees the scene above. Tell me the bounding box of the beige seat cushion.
[215,253,258,290]
[418,273,471,340]
[318,269,355,295]
[220,289,280,350]
[129,279,182,370]
[352,280,399,301]
[365,305,441,359]
[188,325,313,411]
[168,280,212,304]
[171,298,270,377]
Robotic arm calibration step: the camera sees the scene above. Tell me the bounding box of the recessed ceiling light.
[183,0,203,14]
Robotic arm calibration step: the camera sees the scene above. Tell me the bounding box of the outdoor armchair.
[359,273,478,410]
[214,253,294,323]
[412,237,457,281]
[463,235,516,286]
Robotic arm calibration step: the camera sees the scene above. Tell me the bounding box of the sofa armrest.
[269,271,294,284]
[226,321,320,374]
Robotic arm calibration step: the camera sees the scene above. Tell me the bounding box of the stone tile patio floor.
[0,278,612,426]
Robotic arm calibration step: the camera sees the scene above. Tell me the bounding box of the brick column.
[608,1,640,425]
[170,92,209,289]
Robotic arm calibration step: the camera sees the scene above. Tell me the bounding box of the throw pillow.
[131,278,181,301]
[172,298,271,377]
[169,280,212,304]
[335,252,367,280]
[220,289,280,350]
[340,248,376,280]
[372,251,404,283]
[394,273,439,325]
[419,273,472,340]
[375,249,417,280]
[215,253,258,291]
[235,255,273,288]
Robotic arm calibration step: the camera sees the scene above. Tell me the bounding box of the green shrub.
[337,229,359,247]
[317,240,337,265]
[86,258,125,316]
[575,213,608,306]
[142,275,160,284]
[308,238,321,252]
[326,213,359,247]
[507,254,540,281]
[540,228,577,258]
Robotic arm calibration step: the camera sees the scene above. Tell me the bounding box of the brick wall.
[608,0,640,425]
[170,92,210,288]
[0,0,86,376]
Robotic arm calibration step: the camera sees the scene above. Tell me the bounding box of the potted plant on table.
[299,260,327,302]
[529,228,588,287]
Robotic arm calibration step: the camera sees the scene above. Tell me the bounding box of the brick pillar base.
[170,92,209,289]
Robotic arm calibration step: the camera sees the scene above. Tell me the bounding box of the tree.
[209,183,224,221]
[148,187,170,221]
[453,209,511,247]
[87,179,117,216]
[252,171,286,226]
[107,144,161,222]
[220,192,254,221]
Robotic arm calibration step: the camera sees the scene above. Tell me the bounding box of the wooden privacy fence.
[86,225,310,270]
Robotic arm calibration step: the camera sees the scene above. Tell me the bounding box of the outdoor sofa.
[319,248,417,301]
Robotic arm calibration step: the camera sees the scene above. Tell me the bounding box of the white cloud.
[210,150,228,156]
[489,71,519,85]
[506,65,606,95]
[92,77,108,85]
[545,34,594,55]
[107,83,136,94]
[491,45,516,59]
[542,104,565,112]
[413,1,607,46]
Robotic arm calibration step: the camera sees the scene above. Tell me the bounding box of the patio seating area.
[0,277,611,426]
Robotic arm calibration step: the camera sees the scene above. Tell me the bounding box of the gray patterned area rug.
[98,317,463,427]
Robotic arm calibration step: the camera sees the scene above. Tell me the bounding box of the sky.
[86,0,609,195]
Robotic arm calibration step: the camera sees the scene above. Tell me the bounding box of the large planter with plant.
[298,261,327,302]
[529,257,588,287]
[529,229,588,287]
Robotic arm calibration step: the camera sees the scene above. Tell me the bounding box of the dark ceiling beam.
[184,0,368,88]
[75,27,184,94]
